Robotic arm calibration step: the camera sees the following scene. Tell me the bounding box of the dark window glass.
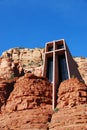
[46,57,53,82]
[57,44,64,49]
[48,47,53,51]
[58,54,68,82]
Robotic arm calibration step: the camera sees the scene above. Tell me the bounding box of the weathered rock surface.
[74,57,87,85]
[1,48,44,77]
[49,104,87,130]
[0,57,24,79]
[0,106,52,130]
[0,74,53,130]
[0,76,87,130]
[4,73,52,112]
[0,48,87,84]
[58,78,87,108]
[49,78,87,130]
[0,78,16,110]
[0,48,87,130]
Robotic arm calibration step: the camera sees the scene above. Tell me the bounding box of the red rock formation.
[0,57,24,79]
[0,78,16,110]
[0,48,87,130]
[49,78,87,130]
[74,57,87,85]
[0,74,53,130]
[58,78,87,108]
[4,73,52,112]
[0,48,87,85]
[0,75,87,130]
[49,104,87,130]
[1,48,44,77]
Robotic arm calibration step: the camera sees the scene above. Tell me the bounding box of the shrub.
[8,73,15,80]
[54,107,59,112]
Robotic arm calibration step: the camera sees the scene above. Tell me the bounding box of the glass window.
[57,44,64,49]
[58,54,68,82]
[48,47,53,51]
[46,57,53,82]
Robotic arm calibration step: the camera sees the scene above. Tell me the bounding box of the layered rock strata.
[1,48,44,77]
[4,73,52,112]
[0,75,87,129]
[0,57,24,79]
[0,48,87,130]
[0,78,16,110]
[58,78,87,108]
[0,74,53,130]
[74,57,87,84]
[0,48,87,85]
[49,78,87,130]
[49,104,87,130]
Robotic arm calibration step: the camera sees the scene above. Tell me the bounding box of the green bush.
[54,107,59,112]
[8,73,15,80]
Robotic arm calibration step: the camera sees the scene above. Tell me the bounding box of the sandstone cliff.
[0,76,87,130]
[0,48,87,130]
[0,74,53,130]
[74,57,87,84]
[1,48,44,78]
[49,78,87,130]
[0,48,87,84]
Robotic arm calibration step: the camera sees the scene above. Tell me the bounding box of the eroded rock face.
[0,106,52,130]
[0,75,87,130]
[0,74,53,130]
[58,78,87,108]
[49,104,87,130]
[0,57,24,79]
[49,78,87,130]
[0,48,87,130]
[4,73,52,112]
[0,48,87,85]
[0,78,16,110]
[1,48,44,76]
[74,57,87,85]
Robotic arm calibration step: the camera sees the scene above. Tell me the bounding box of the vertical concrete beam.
[64,40,70,79]
[53,41,56,110]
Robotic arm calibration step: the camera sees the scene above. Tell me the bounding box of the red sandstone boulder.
[49,78,87,130]
[0,75,87,130]
[0,57,24,79]
[4,73,52,112]
[58,78,87,108]
[0,74,53,130]
[0,78,16,110]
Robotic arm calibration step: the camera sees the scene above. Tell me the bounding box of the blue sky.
[0,0,87,57]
